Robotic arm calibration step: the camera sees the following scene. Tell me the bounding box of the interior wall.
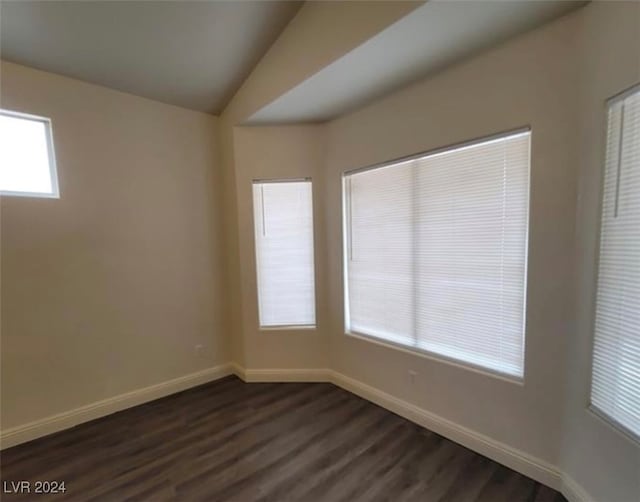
[0,61,228,430]
[218,116,246,367]
[222,1,420,124]
[232,126,329,369]
[221,5,639,499]
[2,2,638,500]
[561,2,640,501]
[323,9,582,468]
[218,2,422,367]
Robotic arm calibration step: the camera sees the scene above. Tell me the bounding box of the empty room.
[0,1,638,501]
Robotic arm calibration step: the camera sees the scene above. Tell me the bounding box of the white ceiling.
[248,0,587,124]
[0,1,301,114]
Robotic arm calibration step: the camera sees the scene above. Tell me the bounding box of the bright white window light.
[590,85,640,440]
[343,129,531,378]
[253,179,316,328]
[0,109,59,197]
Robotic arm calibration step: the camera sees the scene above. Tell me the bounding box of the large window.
[343,129,531,378]
[253,179,316,328]
[0,109,59,198]
[591,85,640,440]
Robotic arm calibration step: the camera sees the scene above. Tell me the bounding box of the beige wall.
[232,126,329,369]
[562,3,640,501]
[0,62,228,429]
[2,2,639,501]
[324,8,581,467]
[219,1,422,366]
[222,1,421,125]
[222,4,639,499]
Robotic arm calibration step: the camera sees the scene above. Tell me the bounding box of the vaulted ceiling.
[0,1,302,113]
[1,1,588,120]
[248,0,587,123]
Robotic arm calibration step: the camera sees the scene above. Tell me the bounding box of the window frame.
[587,82,640,445]
[341,126,532,383]
[252,177,317,331]
[0,108,60,199]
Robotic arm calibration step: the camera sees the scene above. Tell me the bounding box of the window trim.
[260,324,316,332]
[342,126,531,177]
[341,126,532,383]
[0,108,60,199]
[252,177,317,331]
[587,82,640,445]
[588,405,640,446]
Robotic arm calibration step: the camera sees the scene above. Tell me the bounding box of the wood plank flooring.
[0,376,565,502]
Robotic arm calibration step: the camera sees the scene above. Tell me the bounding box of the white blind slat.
[591,87,640,439]
[253,181,316,328]
[344,130,531,378]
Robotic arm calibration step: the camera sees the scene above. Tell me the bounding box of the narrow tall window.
[591,85,640,440]
[253,179,316,328]
[344,129,531,378]
[0,109,59,198]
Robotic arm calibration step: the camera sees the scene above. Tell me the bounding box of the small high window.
[0,109,59,198]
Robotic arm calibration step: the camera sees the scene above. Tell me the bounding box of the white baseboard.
[0,363,233,450]
[229,362,247,381]
[561,475,597,502]
[228,364,562,490]
[0,361,597,502]
[327,369,562,490]
[233,365,329,383]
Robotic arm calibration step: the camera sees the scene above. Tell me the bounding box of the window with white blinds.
[253,180,316,328]
[344,130,531,378]
[590,85,640,440]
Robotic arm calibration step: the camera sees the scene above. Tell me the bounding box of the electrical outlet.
[408,370,418,385]
[195,344,205,356]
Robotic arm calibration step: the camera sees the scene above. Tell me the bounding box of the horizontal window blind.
[344,130,530,377]
[591,85,640,439]
[253,180,316,328]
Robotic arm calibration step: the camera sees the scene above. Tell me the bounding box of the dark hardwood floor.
[0,376,565,502]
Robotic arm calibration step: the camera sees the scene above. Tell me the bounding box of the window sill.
[344,330,524,386]
[587,405,640,446]
[260,325,316,332]
[1,190,59,198]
